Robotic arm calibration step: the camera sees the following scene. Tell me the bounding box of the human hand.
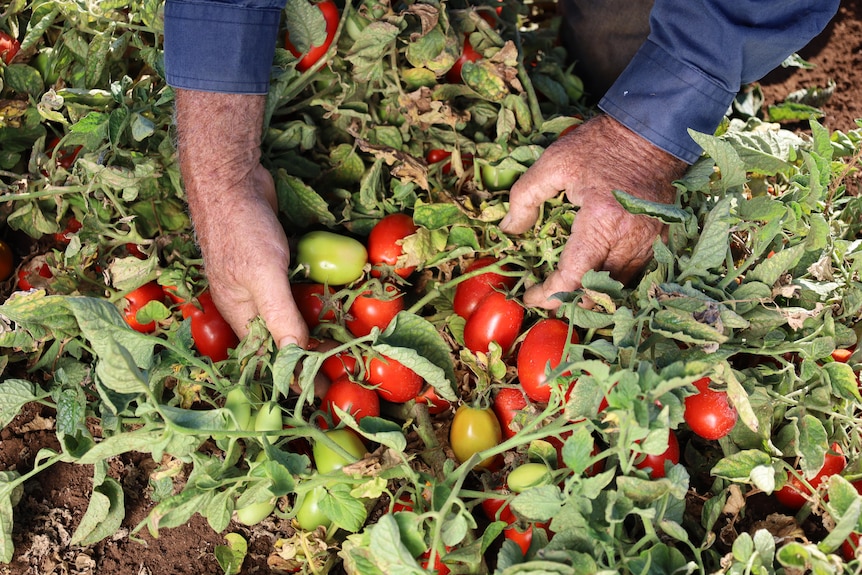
[499,114,689,309]
[175,90,309,349]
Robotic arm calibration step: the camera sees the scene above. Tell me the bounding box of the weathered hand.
[175,90,309,348]
[499,114,688,309]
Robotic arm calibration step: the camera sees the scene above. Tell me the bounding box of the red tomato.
[683,377,738,440]
[517,319,579,403]
[775,443,846,510]
[634,430,680,479]
[321,375,380,425]
[416,386,451,415]
[503,524,533,555]
[189,291,239,361]
[420,549,450,575]
[493,387,527,440]
[54,217,82,245]
[426,149,452,165]
[123,281,165,333]
[368,214,418,279]
[126,243,147,259]
[321,351,359,382]
[17,262,53,291]
[463,291,524,355]
[0,31,20,64]
[366,355,423,403]
[449,405,502,469]
[345,283,404,337]
[480,488,516,524]
[0,240,13,281]
[446,35,481,83]
[292,283,337,329]
[453,256,517,320]
[47,136,83,170]
[832,348,853,363]
[285,0,339,72]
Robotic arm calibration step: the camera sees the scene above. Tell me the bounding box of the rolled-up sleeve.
[599,0,840,163]
[164,0,286,94]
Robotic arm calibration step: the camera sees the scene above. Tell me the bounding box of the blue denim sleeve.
[163,0,286,94]
[599,0,840,163]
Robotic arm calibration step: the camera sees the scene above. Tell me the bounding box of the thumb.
[256,282,310,349]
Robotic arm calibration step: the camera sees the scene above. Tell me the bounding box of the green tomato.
[253,402,283,434]
[33,50,59,86]
[295,486,332,531]
[507,462,551,493]
[313,429,366,474]
[480,162,521,192]
[297,231,368,286]
[235,498,276,525]
[224,387,253,431]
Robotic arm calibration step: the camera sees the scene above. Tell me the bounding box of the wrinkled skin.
[175,90,309,349]
[500,114,689,309]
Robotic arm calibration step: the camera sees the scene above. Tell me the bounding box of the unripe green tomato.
[295,486,332,531]
[313,429,366,474]
[507,463,551,493]
[254,402,283,433]
[297,231,368,286]
[224,388,253,431]
[480,163,521,192]
[235,498,276,525]
[344,12,370,42]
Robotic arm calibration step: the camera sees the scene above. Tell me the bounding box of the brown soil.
[2,3,862,575]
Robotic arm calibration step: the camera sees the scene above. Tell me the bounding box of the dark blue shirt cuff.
[599,40,734,164]
[164,0,283,94]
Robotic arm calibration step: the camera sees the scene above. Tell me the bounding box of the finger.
[500,153,578,234]
[257,281,310,349]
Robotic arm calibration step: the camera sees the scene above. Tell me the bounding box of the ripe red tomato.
[54,217,82,245]
[321,375,380,425]
[0,240,13,281]
[419,549,450,575]
[503,524,533,555]
[292,283,336,329]
[368,213,418,279]
[449,405,502,469]
[345,283,404,337]
[517,319,579,403]
[416,386,451,414]
[426,149,452,165]
[683,377,738,440]
[321,351,359,382]
[0,31,20,64]
[453,256,517,320]
[189,291,239,361]
[843,532,861,561]
[285,0,339,72]
[47,136,83,170]
[635,430,680,479]
[446,35,481,83]
[463,291,524,355]
[775,442,846,510]
[480,488,516,524]
[17,262,53,291]
[366,355,423,403]
[123,281,165,333]
[832,348,853,363]
[493,387,527,440]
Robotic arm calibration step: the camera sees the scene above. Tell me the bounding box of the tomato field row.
[1,0,862,574]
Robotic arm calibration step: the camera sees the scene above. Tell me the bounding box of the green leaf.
[650,308,728,344]
[818,487,861,553]
[321,483,367,533]
[4,63,45,97]
[710,450,773,482]
[510,485,563,521]
[284,0,328,54]
[797,414,828,479]
[560,426,592,474]
[367,514,425,573]
[0,471,23,563]
[215,533,247,575]
[70,465,125,545]
[688,131,747,191]
[86,30,113,88]
[616,476,672,504]
[679,196,734,279]
[0,292,80,343]
[746,239,803,285]
[0,379,40,427]
[612,189,691,224]
[628,542,688,575]
[823,361,861,402]
[442,512,470,547]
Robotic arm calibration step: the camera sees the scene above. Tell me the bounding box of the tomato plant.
[634,430,680,479]
[313,428,366,473]
[189,291,239,362]
[292,282,336,329]
[449,405,502,470]
[517,318,579,403]
[0,240,13,281]
[345,283,404,337]
[453,256,517,320]
[0,31,19,64]
[775,443,846,510]
[367,213,418,278]
[463,291,524,355]
[682,377,738,440]
[446,35,480,83]
[365,355,423,403]
[122,281,165,333]
[17,262,52,291]
[296,230,367,285]
[285,0,339,72]
[493,387,527,439]
[321,375,380,425]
